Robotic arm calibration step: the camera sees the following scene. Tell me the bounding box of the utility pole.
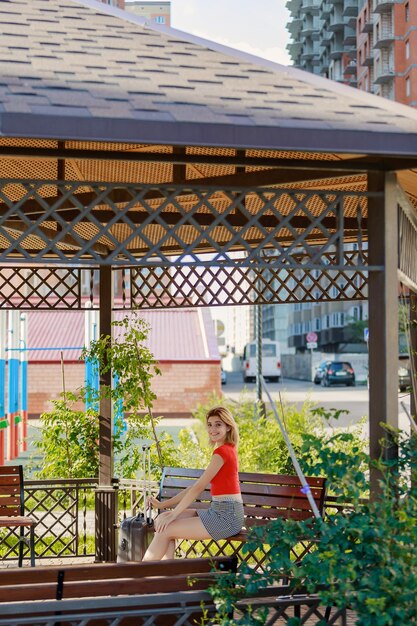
[255,303,266,417]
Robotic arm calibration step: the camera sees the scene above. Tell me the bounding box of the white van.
[242,340,281,383]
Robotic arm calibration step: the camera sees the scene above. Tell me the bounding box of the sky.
[168,0,291,66]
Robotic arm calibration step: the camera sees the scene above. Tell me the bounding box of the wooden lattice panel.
[0,267,83,309]
[129,251,368,309]
[398,202,417,292]
[0,179,373,266]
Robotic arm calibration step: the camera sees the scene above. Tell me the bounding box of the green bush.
[187,393,366,475]
[210,428,417,626]
[34,391,100,479]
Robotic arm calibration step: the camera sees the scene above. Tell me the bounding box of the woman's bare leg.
[143,510,211,561]
[161,539,176,560]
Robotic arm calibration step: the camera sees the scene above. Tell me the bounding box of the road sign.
[306,341,318,349]
[306,332,318,343]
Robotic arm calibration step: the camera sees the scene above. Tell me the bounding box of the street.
[222,371,412,433]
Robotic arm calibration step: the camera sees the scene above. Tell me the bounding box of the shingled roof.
[1,0,417,156]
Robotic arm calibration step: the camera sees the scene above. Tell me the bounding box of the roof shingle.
[1,0,417,155]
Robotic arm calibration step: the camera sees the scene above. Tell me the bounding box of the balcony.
[301,50,318,60]
[301,23,319,37]
[330,48,344,59]
[344,26,357,46]
[300,0,320,15]
[286,0,303,11]
[287,17,303,32]
[360,17,374,33]
[374,29,396,48]
[320,2,332,17]
[287,41,303,56]
[373,0,403,14]
[344,61,357,75]
[374,65,397,83]
[328,17,345,32]
[363,52,374,67]
[343,0,358,18]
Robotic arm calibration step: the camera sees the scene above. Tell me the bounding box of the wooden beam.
[2,146,417,171]
[367,171,399,495]
[2,222,109,255]
[2,212,368,231]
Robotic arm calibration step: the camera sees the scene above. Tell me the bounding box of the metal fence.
[1,478,98,564]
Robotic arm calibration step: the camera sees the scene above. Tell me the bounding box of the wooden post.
[367,172,399,495]
[95,266,117,562]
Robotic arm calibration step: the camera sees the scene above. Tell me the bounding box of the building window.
[314,317,321,331]
[154,15,166,24]
[351,305,363,321]
[331,312,345,327]
[405,2,410,22]
[406,40,410,59]
[406,76,411,97]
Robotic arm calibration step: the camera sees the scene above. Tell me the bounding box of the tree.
[34,313,163,479]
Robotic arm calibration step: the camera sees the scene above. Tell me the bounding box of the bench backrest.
[0,556,237,603]
[160,467,326,525]
[0,465,24,517]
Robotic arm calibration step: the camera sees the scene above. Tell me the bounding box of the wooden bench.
[0,465,36,567]
[159,468,326,569]
[0,556,237,626]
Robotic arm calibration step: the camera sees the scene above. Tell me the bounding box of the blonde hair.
[206,406,239,448]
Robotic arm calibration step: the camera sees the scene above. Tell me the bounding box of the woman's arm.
[155,455,224,531]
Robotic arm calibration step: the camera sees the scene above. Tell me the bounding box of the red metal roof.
[26,308,220,363]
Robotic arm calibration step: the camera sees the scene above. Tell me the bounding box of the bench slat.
[161,478,323,500]
[0,556,237,606]
[0,556,235,586]
[163,467,325,488]
[0,466,19,475]
[0,574,220,603]
[161,490,322,514]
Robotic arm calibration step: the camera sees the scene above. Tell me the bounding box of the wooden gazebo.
[1,0,417,560]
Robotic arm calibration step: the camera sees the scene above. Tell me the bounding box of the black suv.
[313,361,355,387]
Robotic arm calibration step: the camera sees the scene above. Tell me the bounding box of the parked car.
[314,361,355,387]
[221,368,227,385]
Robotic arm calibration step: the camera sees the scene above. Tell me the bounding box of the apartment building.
[284,1,416,354]
[359,0,417,105]
[286,0,360,85]
[288,1,417,102]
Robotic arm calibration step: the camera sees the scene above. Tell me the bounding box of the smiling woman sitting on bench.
[143,406,244,561]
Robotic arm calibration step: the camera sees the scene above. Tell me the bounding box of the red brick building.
[358,0,417,106]
[26,308,220,418]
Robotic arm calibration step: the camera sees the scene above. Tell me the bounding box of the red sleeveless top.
[210,443,240,496]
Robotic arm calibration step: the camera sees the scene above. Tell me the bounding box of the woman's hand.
[148,496,163,509]
[154,511,176,532]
